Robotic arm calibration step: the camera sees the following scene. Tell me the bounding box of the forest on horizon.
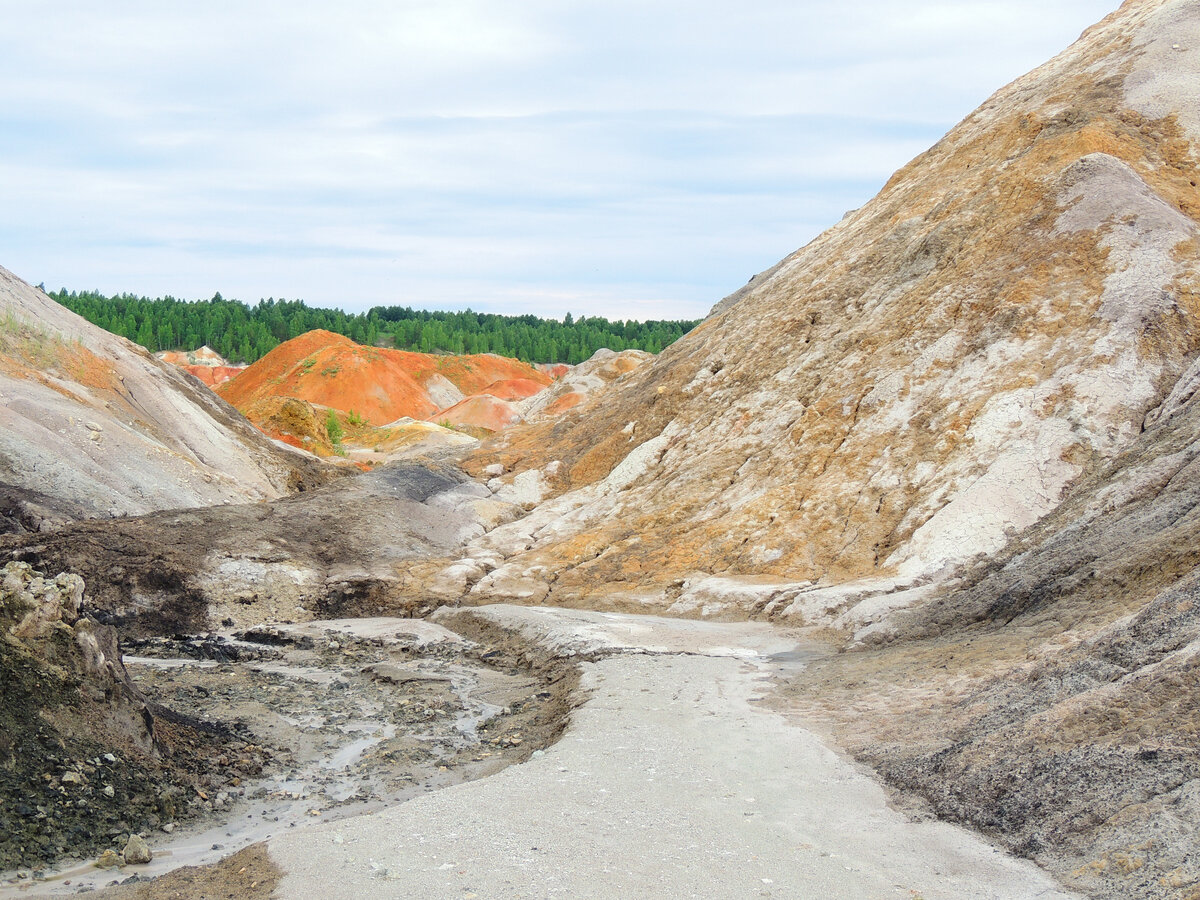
[50,289,700,365]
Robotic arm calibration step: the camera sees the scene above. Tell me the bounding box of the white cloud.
[0,0,1119,319]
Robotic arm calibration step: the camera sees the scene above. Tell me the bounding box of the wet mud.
[0,618,576,897]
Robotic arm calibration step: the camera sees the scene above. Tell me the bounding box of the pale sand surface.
[269,606,1079,900]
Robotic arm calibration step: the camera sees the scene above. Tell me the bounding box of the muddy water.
[0,619,560,897]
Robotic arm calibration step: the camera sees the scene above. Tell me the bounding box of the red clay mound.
[384,351,552,399]
[158,346,228,367]
[182,364,243,387]
[218,331,552,427]
[537,363,571,379]
[436,395,522,432]
[480,378,547,402]
[157,346,245,387]
[543,392,585,417]
[219,331,434,425]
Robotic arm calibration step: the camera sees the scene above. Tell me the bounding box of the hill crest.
[457,0,1200,618]
[217,330,554,437]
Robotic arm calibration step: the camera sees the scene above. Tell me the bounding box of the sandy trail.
[270,606,1079,899]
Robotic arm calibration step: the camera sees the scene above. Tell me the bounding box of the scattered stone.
[122,834,151,865]
[94,849,122,869]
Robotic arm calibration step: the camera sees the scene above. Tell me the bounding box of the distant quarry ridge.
[218,330,550,425]
[190,329,654,461]
[212,330,552,456]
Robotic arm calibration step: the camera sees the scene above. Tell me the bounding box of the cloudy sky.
[1,1,1117,321]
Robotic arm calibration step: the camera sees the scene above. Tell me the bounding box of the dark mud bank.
[1,610,579,895]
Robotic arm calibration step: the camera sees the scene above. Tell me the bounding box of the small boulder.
[122,834,152,865]
[94,849,123,869]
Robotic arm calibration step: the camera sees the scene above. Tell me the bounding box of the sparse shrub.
[0,308,64,367]
[347,409,365,427]
[325,409,344,445]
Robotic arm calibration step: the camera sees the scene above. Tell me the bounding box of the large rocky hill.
[0,268,326,532]
[460,0,1200,626]
[441,3,1200,896]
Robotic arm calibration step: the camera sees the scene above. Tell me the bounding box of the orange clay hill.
[156,346,245,387]
[217,330,553,436]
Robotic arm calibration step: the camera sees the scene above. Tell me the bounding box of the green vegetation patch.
[325,408,344,446]
[0,307,68,368]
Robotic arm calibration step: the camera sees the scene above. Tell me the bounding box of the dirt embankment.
[0,561,251,874]
[93,844,279,900]
[0,461,501,637]
[780,370,1200,900]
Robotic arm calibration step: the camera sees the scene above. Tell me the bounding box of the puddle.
[322,726,396,771]
[121,656,219,669]
[742,644,834,706]
[764,647,828,670]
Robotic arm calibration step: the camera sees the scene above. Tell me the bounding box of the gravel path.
[269,606,1080,899]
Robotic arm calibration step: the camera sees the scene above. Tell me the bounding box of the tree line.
[49,289,700,365]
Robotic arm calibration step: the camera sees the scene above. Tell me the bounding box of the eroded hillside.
[458,0,1200,624]
[217,330,551,434]
[0,269,328,532]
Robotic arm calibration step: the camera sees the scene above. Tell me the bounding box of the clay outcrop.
[0,562,153,868]
[217,330,556,442]
[459,0,1200,624]
[156,346,244,386]
[0,268,326,532]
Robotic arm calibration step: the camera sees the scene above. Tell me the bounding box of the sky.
[0,1,1119,321]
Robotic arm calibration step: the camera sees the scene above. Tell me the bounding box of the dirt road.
[270,606,1079,899]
